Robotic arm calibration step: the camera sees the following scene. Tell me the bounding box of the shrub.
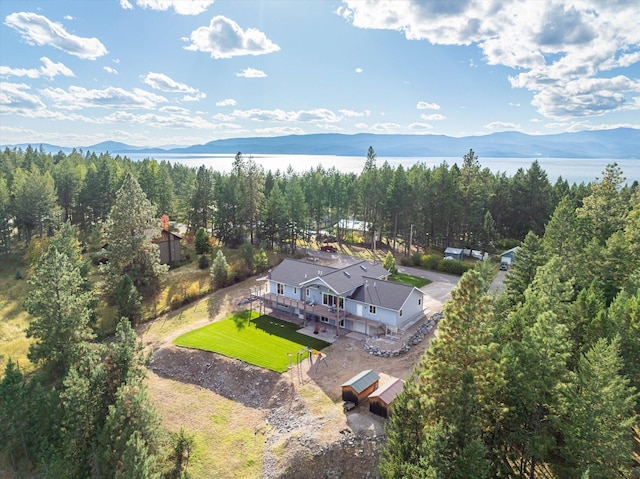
[420,254,440,270]
[198,254,210,269]
[195,227,210,254]
[437,259,473,275]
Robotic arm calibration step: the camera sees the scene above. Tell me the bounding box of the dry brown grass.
[147,371,267,479]
[0,251,34,373]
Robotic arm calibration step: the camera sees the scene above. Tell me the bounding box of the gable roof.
[317,261,389,295]
[269,258,337,286]
[349,278,418,311]
[269,258,388,295]
[501,246,520,256]
[341,369,379,394]
[369,378,404,404]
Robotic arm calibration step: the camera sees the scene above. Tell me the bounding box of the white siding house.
[261,259,427,335]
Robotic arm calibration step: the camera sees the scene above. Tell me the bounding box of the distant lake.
[126,153,639,185]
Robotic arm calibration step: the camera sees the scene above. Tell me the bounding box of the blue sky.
[1,0,639,148]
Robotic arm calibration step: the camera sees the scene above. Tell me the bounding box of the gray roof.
[501,246,520,256]
[349,278,417,311]
[317,261,389,295]
[369,378,404,405]
[341,369,379,394]
[269,259,388,295]
[269,259,337,286]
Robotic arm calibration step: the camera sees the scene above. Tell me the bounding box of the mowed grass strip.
[389,272,431,288]
[173,311,330,373]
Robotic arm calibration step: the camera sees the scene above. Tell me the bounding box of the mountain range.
[3,128,639,159]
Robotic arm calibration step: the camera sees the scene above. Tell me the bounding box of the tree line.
[381,164,640,478]
[4,145,634,255]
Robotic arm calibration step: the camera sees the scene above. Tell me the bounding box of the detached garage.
[369,378,404,419]
[341,369,379,405]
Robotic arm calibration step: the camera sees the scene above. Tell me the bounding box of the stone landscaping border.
[363,312,443,357]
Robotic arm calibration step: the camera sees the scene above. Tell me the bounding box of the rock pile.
[363,312,443,357]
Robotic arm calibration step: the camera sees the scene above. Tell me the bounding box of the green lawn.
[173,311,330,373]
[389,272,431,288]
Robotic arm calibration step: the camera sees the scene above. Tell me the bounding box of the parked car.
[320,245,338,253]
[500,262,509,271]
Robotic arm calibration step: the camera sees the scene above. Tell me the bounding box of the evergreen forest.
[0,143,639,477]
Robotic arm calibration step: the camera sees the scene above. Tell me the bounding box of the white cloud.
[143,72,199,93]
[355,67,363,73]
[528,75,640,119]
[232,108,341,123]
[508,102,520,107]
[5,12,108,60]
[216,98,237,106]
[134,0,214,15]
[316,124,343,131]
[0,82,46,111]
[64,15,74,21]
[417,101,440,110]
[340,1,640,120]
[484,121,521,130]
[408,122,434,132]
[338,109,369,118]
[352,121,401,133]
[212,112,234,121]
[185,15,280,59]
[159,105,190,114]
[120,0,133,10]
[103,110,226,129]
[0,56,74,79]
[235,67,267,78]
[40,86,167,110]
[182,92,206,101]
[420,113,446,121]
[104,66,118,74]
[253,126,305,136]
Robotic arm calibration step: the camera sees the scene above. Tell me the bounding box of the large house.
[260,258,427,335]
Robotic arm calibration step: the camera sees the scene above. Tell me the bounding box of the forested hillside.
[381,164,640,478]
[1,144,638,478]
[3,145,633,256]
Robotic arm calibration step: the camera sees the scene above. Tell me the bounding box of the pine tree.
[504,231,545,307]
[115,274,142,326]
[381,269,504,477]
[211,249,230,289]
[101,173,168,300]
[559,338,637,479]
[25,245,95,373]
[0,359,29,470]
[194,226,210,254]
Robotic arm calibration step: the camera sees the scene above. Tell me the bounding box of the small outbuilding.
[500,246,520,265]
[444,247,464,261]
[152,229,183,265]
[341,369,379,405]
[369,377,404,419]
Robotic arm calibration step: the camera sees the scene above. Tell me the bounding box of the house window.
[323,293,336,307]
[369,305,377,314]
[418,298,422,306]
[399,309,403,317]
[306,288,310,296]
[277,283,284,295]
[293,287,298,294]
